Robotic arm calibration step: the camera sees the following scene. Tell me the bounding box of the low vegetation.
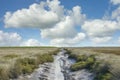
[3,54,18,59]
[92,62,112,80]
[36,54,54,64]
[0,47,119,80]
[9,53,54,79]
[65,49,113,80]
[0,47,58,80]
[0,67,9,80]
[70,55,95,71]
[93,49,120,55]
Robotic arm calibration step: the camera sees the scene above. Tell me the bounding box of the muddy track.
[17,49,94,80]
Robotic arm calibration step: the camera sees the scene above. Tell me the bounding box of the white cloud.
[71,6,86,25]
[82,19,118,37]
[111,0,120,5]
[40,5,86,40]
[47,0,64,17]
[112,6,120,28]
[91,37,112,44]
[4,1,61,29]
[4,0,86,46]
[118,37,120,43]
[3,0,86,46]
[40,5,86,46]
[50,33,86,46]
[81,19,119,44]
[4,0,120,46]
[0,30,22,46]
[21,39,41,46]
[79,0,120,44]
[41,16,77,38]
[0,31,42,46]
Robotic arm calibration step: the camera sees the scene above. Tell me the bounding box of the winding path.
[27,49,94,80]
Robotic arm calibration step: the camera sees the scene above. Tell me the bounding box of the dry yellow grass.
[0,47,58,80]
[0,47,57,66]
[67,47,120,80]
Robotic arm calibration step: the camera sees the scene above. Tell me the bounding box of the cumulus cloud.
[78,0,120,44]
[112,6,120,28]
[4,0,120,46]
[41,5,86,38]
[0,30,22,46]
[50,33,86,46]
[41,5,86,46]
[41,16,77,38]
[7,0,120,46]
[21,39,41,46]
[4,0,86,46]
[0,30,41,46]
[40,4,86,46]
[81,19,119,43]
[117,37,120,43]
[71,6,86,25]
[4,1,61,29]
[82,19,118,37]
[91,37,112,44]
[111,0,120,5]
[47,0,64,17]
[41,6,86,38]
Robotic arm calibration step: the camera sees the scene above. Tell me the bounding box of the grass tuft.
[3,54,18,59]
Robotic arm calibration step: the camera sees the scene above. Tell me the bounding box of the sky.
[0,0,120,47]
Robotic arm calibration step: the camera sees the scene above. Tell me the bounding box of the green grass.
[93,49,120,55]
[0,47,59,80]
[3,54,18,59]
[70,61,87,71]
[36,54,54,64]
[9,53,55,79]
[0,67,9,80]
[70,55,96,71]
[70,55,112,80]
[5,54,54,79]
[65,49,113,80]
[92,62,112,80]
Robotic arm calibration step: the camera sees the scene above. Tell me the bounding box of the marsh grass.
[0,67,9,80]
[70,55,96,71]
[66,48,113,80]
[3,54,18,59]
[8,53,54,79]
[36,54,54,64]
[0,47,58,80]
[93,49,120,55]
[9,57,38,78]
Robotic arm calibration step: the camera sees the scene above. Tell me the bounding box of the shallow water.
[54,51,64,80]
[17,50,94,80]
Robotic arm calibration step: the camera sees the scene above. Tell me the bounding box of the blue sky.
[0,0,120,46]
